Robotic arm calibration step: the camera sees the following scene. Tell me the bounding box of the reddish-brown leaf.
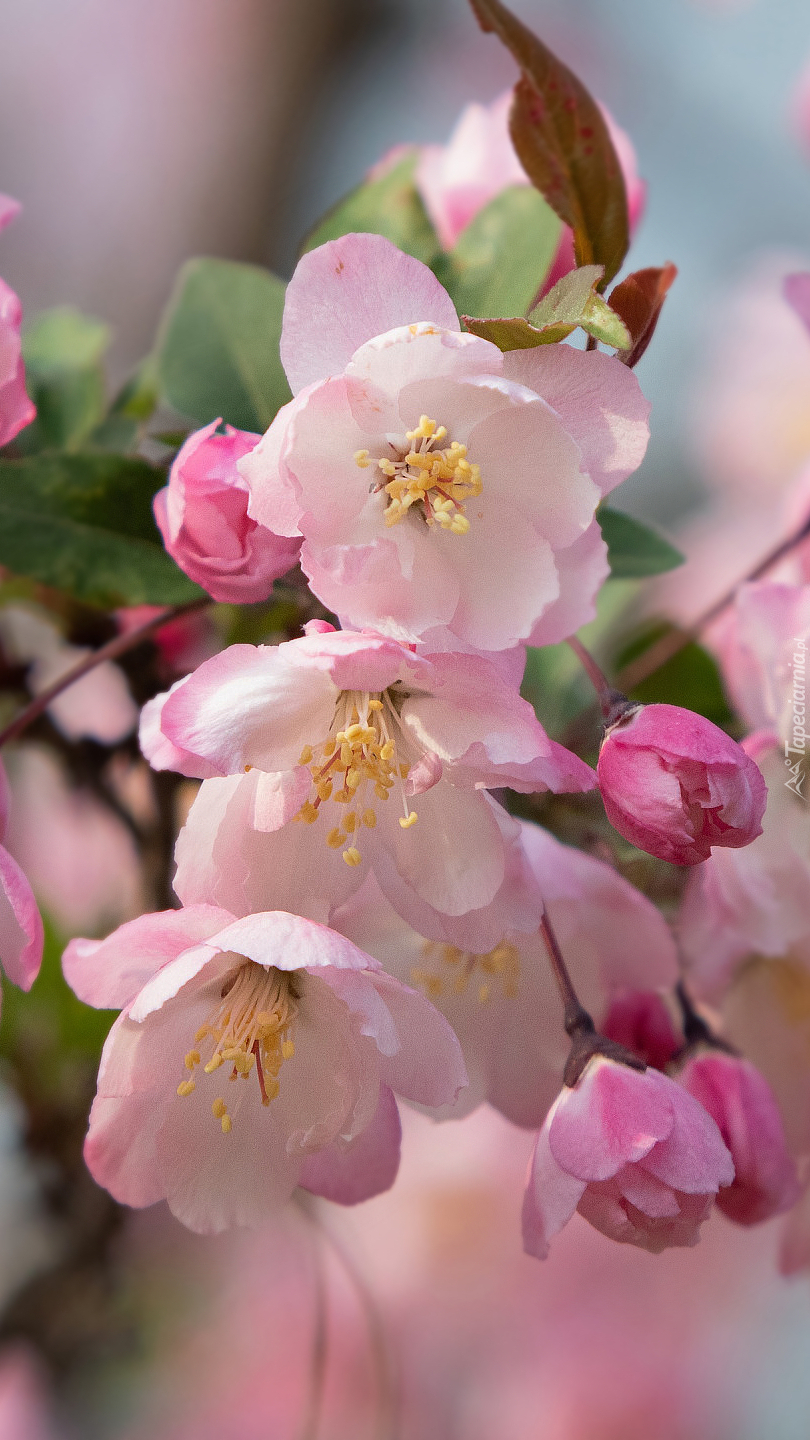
[468,0,630,285]
[608,263,677,367]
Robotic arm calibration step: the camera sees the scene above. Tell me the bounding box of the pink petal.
[280,233,459,395]
[501,345,650,497]
[0,843,43,991]
[200,911,382,978]
[548,1059,674,1182]
[641,1071,735,1193]
[63,905,231,1010]
[297,1083,401,1204]
[0,195,21,232]
[366,970,468,1107]
[527,521,610,647]
[784,273,810,336]
[522,1121,588,1260]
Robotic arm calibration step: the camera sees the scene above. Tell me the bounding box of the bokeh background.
[3,1,810,1435]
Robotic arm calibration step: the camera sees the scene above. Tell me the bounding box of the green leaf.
[155,258,291,432]
[599,507,684,578]
[467,0,630,285]
[439,186,561,318]
[617,625,734,727]
[19,307,111,454]
[464,264,631,351]
[303,153,441,266]
[0,453,203,607]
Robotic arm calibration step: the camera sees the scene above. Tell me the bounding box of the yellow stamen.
[399,811,418,829]
[343,846,362,867]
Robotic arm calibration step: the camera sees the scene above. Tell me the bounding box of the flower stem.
[539,910,594,1038]
[0,597,210,750]
[566,635,634,725]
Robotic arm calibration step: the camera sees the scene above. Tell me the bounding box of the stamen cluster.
[355,414,482,534]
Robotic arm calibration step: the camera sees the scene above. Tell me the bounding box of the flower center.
[293,689,418,868]
[177,962,299,1133]
[355,414,482,535]
[411,939,520,1005]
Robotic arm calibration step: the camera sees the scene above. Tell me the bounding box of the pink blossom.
[0,1350,61,1440]
[153,420,300,603]
[65,905,467,1233]
[0,197,35,448]
[600,990,681,1070]
[678,1051,799,1226]
[679,741,810,1001]
[598,703,767,865]
[332,819,678,1128]
[707,581,810,744]
[241,232,650,652]
[784,272,810,334]
[790,61,810,160]
[0,758,43,1003]
[142,624,595,945]
[413,90,645,256]
[522,1056,734,1258]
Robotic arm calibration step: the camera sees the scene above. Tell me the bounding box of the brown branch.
[0,598,210,751]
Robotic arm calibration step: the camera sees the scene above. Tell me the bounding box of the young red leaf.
[467,0,630,285]
[608,263,677,367]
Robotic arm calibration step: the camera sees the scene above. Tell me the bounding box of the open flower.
[522,1056,734,1258]
[153,419,301,603]
[142,623,594,946]
[240,232,650,652]
[0,759,43,1007]
[0,195,36,447]
[598,703,767,865]
[64,906,467,1233]
[332,819,678,1127]
[678,1051,800,1226]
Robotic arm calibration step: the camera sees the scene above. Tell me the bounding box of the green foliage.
[155,258,291,432]
[465,264,631,350]
[303,153,441,267]
[0,453,202,607]
[18,307,111,454]
[599,507,684,578]
[618,625,735,727]
[521,641,592,738]
[439,186,561,318]
[0,917,115,1097]
[468,0,630,284]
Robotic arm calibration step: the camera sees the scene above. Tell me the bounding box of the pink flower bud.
[523,1056,734,1258]
[678,1052,800,1226]
[153,420,301,603]
[597,703,767,865]
[0,197,35,448]
[600,990,681,1071]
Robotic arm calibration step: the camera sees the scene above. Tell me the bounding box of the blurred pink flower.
[242,232,649,652]
[0,1349,61,1440]
[679,742,810,1001]
[598,703,766,865]
[332,819,678,1127]
[143,624,594,946]
[153,420,300,603]
[600,989,681,1070]
[522,1056,734,1257]
[0,758,43,1004]
[66,906,467,1233]
[790,61,810,158]
[679,1051,799,1225]
[0,196,35,449]
[412,90,645,260]
[708,581,810,745]
[784,271,810,333]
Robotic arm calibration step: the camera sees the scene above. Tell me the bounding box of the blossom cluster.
[0,16,805,1286]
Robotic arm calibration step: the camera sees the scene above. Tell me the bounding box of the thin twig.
[0,598,210,750]
[539,910,593,1037]
[617,509,810,693]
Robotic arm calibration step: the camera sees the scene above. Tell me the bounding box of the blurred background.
[3,1,810,1435]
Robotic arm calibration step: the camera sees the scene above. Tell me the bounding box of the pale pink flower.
[522,1056,734,1258]
[0,197,35,448]
[153,420,300,603]
[332,818,678,1127]
[598,703,767,865]
[678,1051,799,1226]
[0,758,43,1008]
[413,90,645,257]
[65,905,467,1233]
[680,740,810,1001]
[784,272,810,334]
[241,232,650,652]
[707,581,810,745]
[142,624,595,945]
[0,1350,61,1440]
